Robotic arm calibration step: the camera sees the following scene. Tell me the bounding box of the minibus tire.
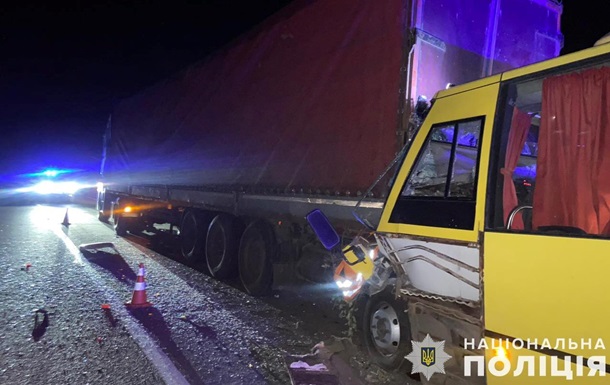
[362,283,413,371]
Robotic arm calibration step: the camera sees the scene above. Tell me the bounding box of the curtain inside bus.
[533,67,610,235]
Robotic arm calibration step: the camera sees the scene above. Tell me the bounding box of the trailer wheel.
[97,193,110,223]
[238,221,275,296]
[114,215,132,236]
[363,283,413,371]
[180,210,211,267]
[98,210,110,223]
[206,214,242,279]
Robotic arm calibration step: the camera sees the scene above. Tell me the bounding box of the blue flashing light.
[21,168,78,179]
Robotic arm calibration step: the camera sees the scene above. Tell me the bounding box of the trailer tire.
[180,210,212,267]
[97,193,110,223]
[238,221,275,296]
[206,214,242,279]
[114,215,131,236]
[98,210,110,223]
[362,283,413,371]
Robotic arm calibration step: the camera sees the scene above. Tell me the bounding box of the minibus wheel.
[362,282,413,371]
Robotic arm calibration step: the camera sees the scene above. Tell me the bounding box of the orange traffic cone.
[125,263,152,308]
[62,208,70,227]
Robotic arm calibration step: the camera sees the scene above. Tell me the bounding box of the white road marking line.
[53,225,192,385]
[53,227,83,265]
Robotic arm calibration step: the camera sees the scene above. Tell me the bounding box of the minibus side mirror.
[306,209,341,251]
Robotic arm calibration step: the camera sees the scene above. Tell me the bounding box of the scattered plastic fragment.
[102,306,118,327]
[32,309,49,341]
[289,361,329,371]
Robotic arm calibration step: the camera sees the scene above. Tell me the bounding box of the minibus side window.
[487,63,610,237]
[402,124,454,197]
[390,117,483,229]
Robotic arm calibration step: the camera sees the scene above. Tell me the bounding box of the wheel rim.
[369,301,401,356]
[207,224,226,271]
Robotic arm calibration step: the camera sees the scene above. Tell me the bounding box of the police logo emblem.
[421,347,435,367]
[406,334,451,380]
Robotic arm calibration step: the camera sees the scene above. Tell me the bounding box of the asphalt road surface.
[0,203,413,385]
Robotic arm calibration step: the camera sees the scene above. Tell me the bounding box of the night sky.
[0,0,292,178]
[0,1,606,179]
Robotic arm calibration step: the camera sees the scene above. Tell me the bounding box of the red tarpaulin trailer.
[98,0,562,295]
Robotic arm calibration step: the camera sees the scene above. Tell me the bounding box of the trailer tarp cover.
[106,0,406,197]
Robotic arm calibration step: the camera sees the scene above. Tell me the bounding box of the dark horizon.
[0,0,294,177]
